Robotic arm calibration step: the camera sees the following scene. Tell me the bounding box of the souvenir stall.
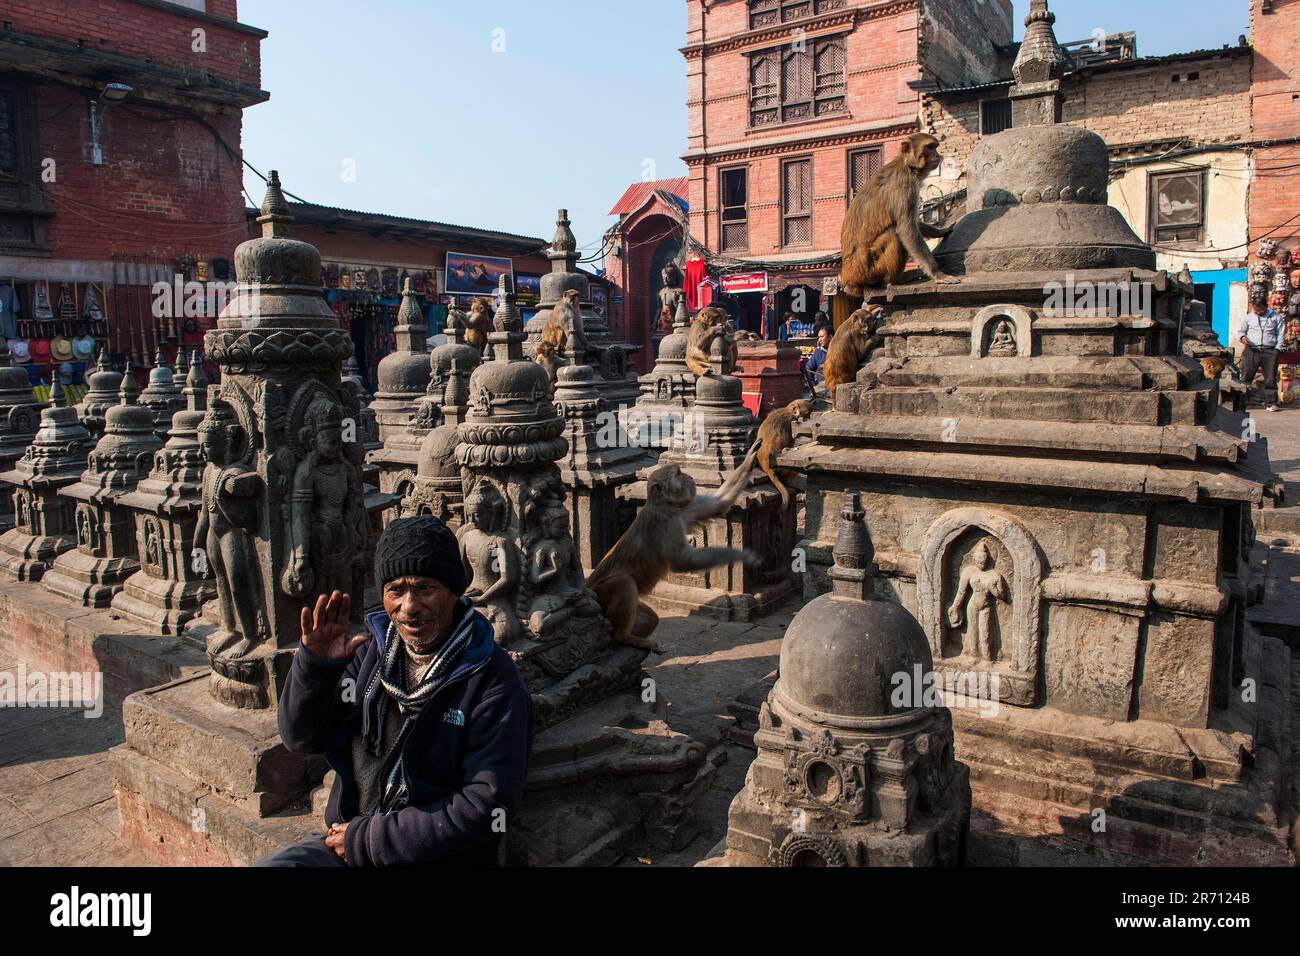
[320,263,440,391]
[1249,238,1300,405]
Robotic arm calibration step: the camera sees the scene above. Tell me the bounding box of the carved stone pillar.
[369,279,433,508]
[200,171,368,710]
[42,364,164,608]
[0,381,95,581]
[112,352,216,635]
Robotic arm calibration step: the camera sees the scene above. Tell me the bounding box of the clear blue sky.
[240,0,1252,256]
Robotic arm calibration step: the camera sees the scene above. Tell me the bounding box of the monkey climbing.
[755,399,812,508]
[823,307,885,401]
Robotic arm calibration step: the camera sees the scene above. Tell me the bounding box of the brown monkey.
[534,340,568,388]
[464,297,493,351]
[542,289,589,355]
[586,448,760,654]
[756,399,812,508]
[685,306,728,378]
[839,132,958,294]
[823,307,884,400]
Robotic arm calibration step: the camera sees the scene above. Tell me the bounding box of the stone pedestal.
[111,353,215,635]
[735,339,805,419]
[0,381,95,581]
[626,299,696,459]
[42,366,163,608]
[711,495,969,867]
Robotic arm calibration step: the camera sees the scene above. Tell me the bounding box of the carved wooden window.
[1149,168,1205,244]
[782,157,813,248]
[720,166,749,253]
[980,98,1013,135]
[847,147,882,203]
[749,36,846,128]
[749,0,846,29]
[0,92,17,174]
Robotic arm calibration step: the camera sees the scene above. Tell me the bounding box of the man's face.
[383,576,458,650]
[1252,300,1269,316]
[817,328,830,348]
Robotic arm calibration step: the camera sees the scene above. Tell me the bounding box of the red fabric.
[685,258,708,310]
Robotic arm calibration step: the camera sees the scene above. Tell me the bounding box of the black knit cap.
[374,515,467,596]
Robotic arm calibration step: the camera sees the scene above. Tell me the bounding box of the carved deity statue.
[658,263,685,319]
[196,403,266,659]
[988,319,1018,357]
[459,483,520,646]
[946,540,1009,660]
[525,503,599,638]
[282,399,367,608]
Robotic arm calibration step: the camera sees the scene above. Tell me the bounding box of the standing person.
[1240,294,1285,412]
[805,325,831,393]
[259,515,533,867]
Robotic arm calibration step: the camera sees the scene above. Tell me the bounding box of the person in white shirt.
[1239,295,1285,412]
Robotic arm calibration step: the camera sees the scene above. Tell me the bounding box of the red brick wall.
[4,0,263,88]
[1249,0,1300,245]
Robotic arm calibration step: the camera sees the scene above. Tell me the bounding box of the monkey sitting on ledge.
[839,132,959,295]
[823,307,885,401]
[586,448,760,654]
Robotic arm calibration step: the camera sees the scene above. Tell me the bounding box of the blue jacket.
[277,603,533,866]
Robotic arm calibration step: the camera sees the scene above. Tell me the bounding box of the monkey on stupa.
[823,306,886,401]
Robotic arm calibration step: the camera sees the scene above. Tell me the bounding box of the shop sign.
[722,271,768,294]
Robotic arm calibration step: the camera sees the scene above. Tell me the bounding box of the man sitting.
[804,325,831,394]
[258,515,532,867]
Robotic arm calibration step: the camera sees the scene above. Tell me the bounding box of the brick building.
[1249,0,1300,249]
[678,0,1012,332]
[0,0,266,372]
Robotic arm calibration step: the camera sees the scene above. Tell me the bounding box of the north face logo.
[442,708,465,726]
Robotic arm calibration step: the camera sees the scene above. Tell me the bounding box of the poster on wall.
[516,274,542,308]
[445,252,513,297]
[591,286,608,318]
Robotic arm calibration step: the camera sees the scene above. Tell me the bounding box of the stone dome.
[430,340,480,380]
[0,364,31,393]
[377,349,431,395]
[779,593,933,720]
[936,125,1155,275]
[417,423,461,480]
[467,355,552,414]
[147,363,174,388]
[657,327,689,363]
[85,358,123,396]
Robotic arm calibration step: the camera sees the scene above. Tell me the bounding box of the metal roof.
[608,177,690,217]
[244,201,547,251]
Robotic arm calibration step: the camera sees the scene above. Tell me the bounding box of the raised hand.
[299,590,367,662]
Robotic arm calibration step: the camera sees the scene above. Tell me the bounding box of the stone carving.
[945,539,1009,660]
[197,401,265,660]
[406,358,473,527]
[42,363,164,608]
[523,501,599,638]
[712,493,970,867]
[986,319,1018,357]
[369,279,435,507]
[971,304,1033,358]
[139,349,185,436]
[459,480,521,646]
[0,380,93,579]
[74,352,123,442]
[657,262,685,320]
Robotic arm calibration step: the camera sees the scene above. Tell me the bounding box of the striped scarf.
[362,599,475,758]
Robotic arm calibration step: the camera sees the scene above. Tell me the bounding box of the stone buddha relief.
[944,537,1010,661]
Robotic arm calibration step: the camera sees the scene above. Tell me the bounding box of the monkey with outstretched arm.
[586,446,760,654]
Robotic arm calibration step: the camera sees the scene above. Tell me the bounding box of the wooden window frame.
[0,78,51,257]
[781,155,814,250]
[719,164,750,254]
[748,34,847,129]
[979,97,1013,135]
[846,146,883,205]
[1148,167,1206,245]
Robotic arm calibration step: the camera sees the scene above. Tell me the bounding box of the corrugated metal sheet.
[608,177,689,217]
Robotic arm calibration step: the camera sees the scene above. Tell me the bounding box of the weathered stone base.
[709,765,970,866]
[0,528,74,582]
[725,630,1296,866]
[108,671,327,866]
[41,548,139,609]
[110,569,214,637]
[511,689,722,865]
[0,578,206,704]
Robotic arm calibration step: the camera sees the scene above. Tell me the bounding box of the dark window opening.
[847,147,882,202]
[980,98,1013,135]
[720,167,749,253]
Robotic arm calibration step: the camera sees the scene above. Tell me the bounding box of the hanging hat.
[50,336,74,362]
[71,334,97,362]
[29,338,52,364]
[58,362,74,384]
[8,339,29,363]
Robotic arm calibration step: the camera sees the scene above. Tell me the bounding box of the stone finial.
[493,275,522,336]
[175,348,190,378]
[674,296,690,330]
[395,277,428,352]
[120,361,139,406]
[443,357,471,427]
[50,378,64,406]
[256,170,293,239]
[97,350,111,373]
[185,350,208,414]
[153,347,164,369]
[551,208,578,258]
[1013,0,1069,84]
[828,492,879,601]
